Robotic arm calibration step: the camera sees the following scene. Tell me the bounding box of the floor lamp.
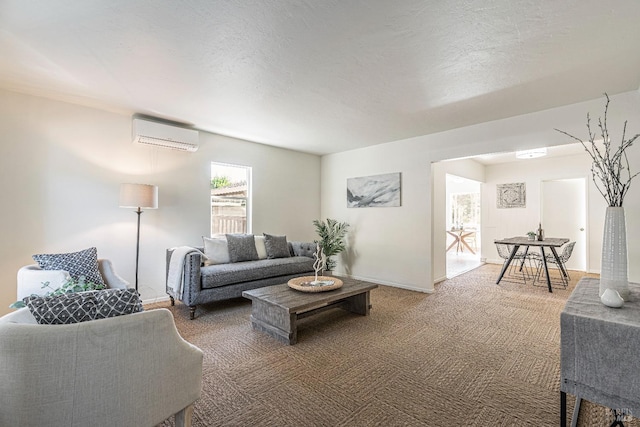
[119,183,158,292]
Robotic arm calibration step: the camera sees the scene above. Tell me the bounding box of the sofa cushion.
[200,257,315,289]
[24,289,143,325]
[32,247,105,286]
[226,234,259,263]
[290,241,318,258]
[264,233,291,259]
[203,237,230,265]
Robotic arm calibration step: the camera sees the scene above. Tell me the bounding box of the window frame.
[210,162,252,236]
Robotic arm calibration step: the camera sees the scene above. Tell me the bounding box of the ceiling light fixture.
[515,148,547,159]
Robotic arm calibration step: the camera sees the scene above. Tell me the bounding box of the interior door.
[541,178,587,271]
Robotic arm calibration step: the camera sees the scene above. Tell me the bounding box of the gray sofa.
[166,241,316,319]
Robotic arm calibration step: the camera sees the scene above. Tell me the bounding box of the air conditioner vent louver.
[132,118,199,152]
[135,135,199,151]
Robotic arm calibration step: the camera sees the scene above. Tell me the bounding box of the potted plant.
[556,93,639,300]
[526,231,537,241]
[312,218,349,272]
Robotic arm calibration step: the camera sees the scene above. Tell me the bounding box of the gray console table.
[560,277,640,426]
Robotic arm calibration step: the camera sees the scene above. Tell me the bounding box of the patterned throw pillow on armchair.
[32,247,106,286]
[23,289,143,325]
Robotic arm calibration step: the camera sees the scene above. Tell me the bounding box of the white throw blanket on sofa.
[167,246,203,300]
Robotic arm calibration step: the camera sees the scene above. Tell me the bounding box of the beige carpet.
[151,264,638,426]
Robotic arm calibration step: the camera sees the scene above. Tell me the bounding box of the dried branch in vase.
[312,243,324,282]
[555,93,639,207]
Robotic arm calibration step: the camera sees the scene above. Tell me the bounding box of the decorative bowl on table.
[287,276,343,292]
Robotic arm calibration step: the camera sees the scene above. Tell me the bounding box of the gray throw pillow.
[32,247,105,286]
[226,234,259,263]
[264,233,291,259]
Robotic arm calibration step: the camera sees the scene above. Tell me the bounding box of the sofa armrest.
[0,307,37,324]
[182,252,204,304]
[166,248,203,305]
[98,259,130,289]
[289,241,317,258]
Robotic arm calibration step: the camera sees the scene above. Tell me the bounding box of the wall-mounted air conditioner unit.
[132,118,199,152]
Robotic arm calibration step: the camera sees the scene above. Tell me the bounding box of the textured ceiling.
[1,0,640,155]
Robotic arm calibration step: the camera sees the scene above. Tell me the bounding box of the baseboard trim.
[338,273,434,294]
[434,275,447,284]
[142,295,171,305]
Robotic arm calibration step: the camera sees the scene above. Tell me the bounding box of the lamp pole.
[119,183,158,294]
[134,207,142,292]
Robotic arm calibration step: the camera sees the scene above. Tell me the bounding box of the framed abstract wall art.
[347,172,401,208]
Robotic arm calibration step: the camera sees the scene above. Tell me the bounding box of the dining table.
[494,236,569,292]
[446,229,476,254]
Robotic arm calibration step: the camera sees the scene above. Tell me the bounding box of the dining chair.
[495,243,534,283]
[532,241,575,287]
[465,228,477,251]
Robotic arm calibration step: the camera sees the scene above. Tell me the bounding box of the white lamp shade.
[119,183,158,209]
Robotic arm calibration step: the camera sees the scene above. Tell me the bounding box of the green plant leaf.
[313,218,349,271]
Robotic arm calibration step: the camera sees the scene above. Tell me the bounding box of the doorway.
[541,178,587,271]
[446,174,482,277]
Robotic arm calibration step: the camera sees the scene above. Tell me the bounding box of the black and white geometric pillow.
[24,289,144,325]
[94,288,144,319]
[32,247,105,286]
[24,292,98,325]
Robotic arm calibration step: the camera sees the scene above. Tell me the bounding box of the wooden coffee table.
[242,278,378,345]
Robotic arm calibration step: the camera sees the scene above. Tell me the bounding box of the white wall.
[481,154,606,272]
[321,90,640,293]
[321,140,430,290]
[0,89,321,315]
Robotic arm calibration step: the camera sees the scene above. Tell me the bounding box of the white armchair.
[0,307,203,427]
[17,259,129,300]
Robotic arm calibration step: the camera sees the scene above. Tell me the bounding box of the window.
[211,162,251,236]
[450,192,480,230]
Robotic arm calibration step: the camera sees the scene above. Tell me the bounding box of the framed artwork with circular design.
[497,183,526,208]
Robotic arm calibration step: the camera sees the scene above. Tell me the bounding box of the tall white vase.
[599,206,630,301]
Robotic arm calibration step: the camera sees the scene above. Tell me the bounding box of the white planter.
[599,206,630,301]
